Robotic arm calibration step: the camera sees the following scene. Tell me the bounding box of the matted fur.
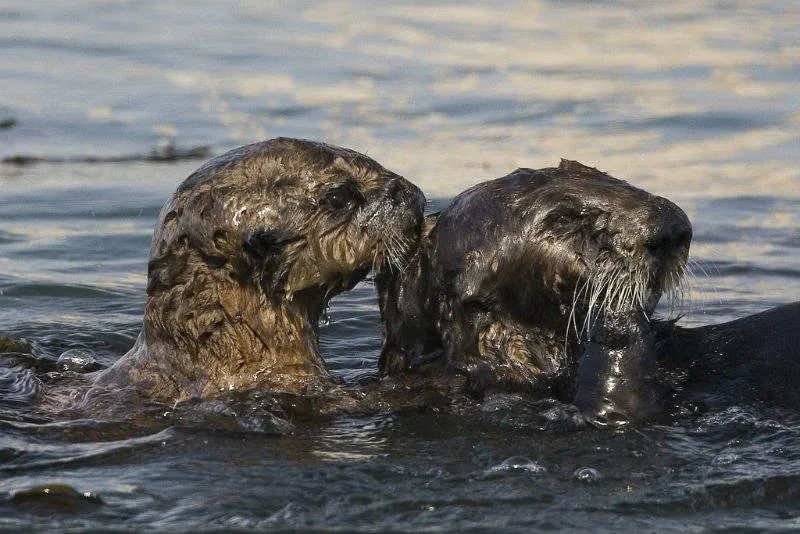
[94,138,424,403]
[377,160,691,399]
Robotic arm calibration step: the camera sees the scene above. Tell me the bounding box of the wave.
[2,143,210,166]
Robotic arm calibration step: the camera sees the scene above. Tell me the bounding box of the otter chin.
[377,160,691,424]
[93,138,424,403]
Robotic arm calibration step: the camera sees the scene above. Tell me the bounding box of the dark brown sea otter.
[376,160,692,424]
[93,138,425,404]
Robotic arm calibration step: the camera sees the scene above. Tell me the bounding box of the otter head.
[495,161,694,423]
[473,160,691,422]
[137,138,424,401]
[507,159,692,333]
[377,160,690,424]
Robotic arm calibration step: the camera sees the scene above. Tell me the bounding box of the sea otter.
[92,138,425,404]
[376,160,693,424]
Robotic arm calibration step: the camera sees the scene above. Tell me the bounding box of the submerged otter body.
[377,160,691,423]
[94,138,425,404]
[658,302,800,408]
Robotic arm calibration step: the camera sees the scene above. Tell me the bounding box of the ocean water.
[1,1,799,531]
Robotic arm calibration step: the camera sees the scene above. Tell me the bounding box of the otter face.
[378,160,691,392]
[510,160,692,327]
[150,138,425,310]
[237,148,425,303]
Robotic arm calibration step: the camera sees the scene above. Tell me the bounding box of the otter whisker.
[580,276,597,339]
[665,262,690,317]
[391,233,411,271]
[385,237,397,268]
[631,270,642,310]
[389,232,408,270]
[565,283,581,350]
[685,256,720,316]
[382,234,400,271]
[608,269,627,313]
[570,275,592,337]
[636,269,647,310]
[583,267,616,337]
[605,269,617,312]
[585,271,611,334]
[679,265,691,313]
[582,271,601,335]
[679,265,692,315]
[686,258,705,314]
[620,271,632,312]
[390,230,417,272]
[596,266,617,315]
[564,273,593,350]
[606,269,619,312]
[597,268,613,315]
[613,269,630,313]
[630,270,642,311]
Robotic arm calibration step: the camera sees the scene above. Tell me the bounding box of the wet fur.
[379,160,800,418]
[657,302,800,408]
[93,138,424,403]
[377,160,691,409]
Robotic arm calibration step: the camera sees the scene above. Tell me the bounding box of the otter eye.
[550,207,579,227]
[324,183,363,211]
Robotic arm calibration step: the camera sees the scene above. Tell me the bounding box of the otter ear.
[242,229,302,294]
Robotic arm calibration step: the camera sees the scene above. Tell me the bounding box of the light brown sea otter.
[93,138,425,404]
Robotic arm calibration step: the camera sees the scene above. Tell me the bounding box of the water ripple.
[0,365,41,406]
[0,428,175,474]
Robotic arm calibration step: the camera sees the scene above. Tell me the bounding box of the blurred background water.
[0,1,798,531]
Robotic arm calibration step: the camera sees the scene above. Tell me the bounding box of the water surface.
[1,1,799,531]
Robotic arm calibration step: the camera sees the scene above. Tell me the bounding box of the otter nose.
[387,177,425,212]
[643,199,692,261]
[388,178,405,201]
[645,227,692,261]
[619,198,691,261]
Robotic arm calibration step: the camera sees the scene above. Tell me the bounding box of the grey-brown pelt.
[93,138,425,403]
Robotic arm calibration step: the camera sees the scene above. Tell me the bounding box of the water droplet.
[573,467,602,482]
[711,452,740,466]
[57,348,97,372]
[320,306,331,326]
[487,456,547,474]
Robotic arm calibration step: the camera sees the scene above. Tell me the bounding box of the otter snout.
[615,196,692,275]
[381,176,426,247]
[641,199,692,259]
[386,176,426,218]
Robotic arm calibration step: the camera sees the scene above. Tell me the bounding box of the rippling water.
[1,1,799,531]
